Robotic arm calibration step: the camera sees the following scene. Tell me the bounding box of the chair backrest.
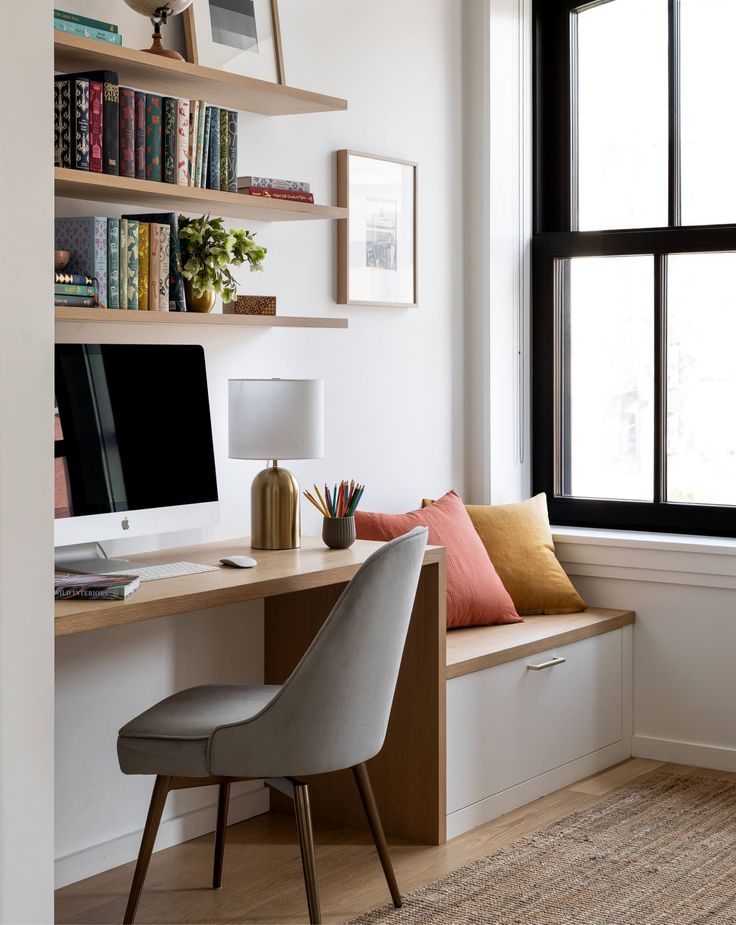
[209,527,428,778]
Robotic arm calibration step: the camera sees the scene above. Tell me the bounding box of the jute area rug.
[349,772,736,925]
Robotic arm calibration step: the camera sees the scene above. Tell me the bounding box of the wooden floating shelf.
[54,33,347,116]
[55,307,348,329]
[55,168,347,222]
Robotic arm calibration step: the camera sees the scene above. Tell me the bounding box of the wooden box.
[225,295,277,316]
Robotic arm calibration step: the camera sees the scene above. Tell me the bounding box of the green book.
[145,94,162,183]
[107,218,120,309]
[126,220,139,310]
[119,219,128,309]
[55,283,96,297]
[219,109,229,192]
[163,97,177,184]
[54,9,118,33]
[195,100,207,188]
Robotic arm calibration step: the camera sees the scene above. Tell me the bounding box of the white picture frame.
[184,0,285,85]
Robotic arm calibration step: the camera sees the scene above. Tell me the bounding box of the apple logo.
[121,517,130,530]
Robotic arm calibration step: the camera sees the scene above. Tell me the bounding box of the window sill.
[552,525,736,557]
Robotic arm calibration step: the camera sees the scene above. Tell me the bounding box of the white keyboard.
[104,561,219,582]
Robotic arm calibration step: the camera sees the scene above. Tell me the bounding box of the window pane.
[667,253,736,505]
[564,256,654,501]
[576,0,668,231]
[680,0,736,225]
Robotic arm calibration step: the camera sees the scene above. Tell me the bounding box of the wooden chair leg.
[212,779,231,889]
[352,763,402,908]
[293,782,322,925]
[123,775,172,925]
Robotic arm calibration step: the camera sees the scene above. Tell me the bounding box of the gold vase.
[185,282,216,313]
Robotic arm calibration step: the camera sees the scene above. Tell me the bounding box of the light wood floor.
[55,760,736,925]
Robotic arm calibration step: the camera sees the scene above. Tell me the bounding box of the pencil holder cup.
[322,516,356,550]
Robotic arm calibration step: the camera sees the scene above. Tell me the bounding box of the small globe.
[122,0,194,17]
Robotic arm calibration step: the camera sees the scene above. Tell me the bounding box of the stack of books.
[54,8,122,46]
[54,71,239,192]
[55,213,186,311]
[55,572,141,601]
[237,176,314,203]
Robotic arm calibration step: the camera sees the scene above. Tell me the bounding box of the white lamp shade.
[228,379,324,461]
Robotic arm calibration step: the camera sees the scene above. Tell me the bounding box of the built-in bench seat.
[444,607,636,838]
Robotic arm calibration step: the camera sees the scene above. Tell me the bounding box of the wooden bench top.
[446,608,635,679]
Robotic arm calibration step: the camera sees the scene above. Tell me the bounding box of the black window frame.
[532,0,736,538]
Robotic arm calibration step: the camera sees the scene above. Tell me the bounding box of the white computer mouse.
[220,555,258,569]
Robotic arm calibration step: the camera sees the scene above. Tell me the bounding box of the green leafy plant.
[178,214,267,303]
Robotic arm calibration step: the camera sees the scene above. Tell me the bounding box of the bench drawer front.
[447,629,623,814]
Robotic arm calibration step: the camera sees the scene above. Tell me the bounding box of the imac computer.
[55,343,219,573]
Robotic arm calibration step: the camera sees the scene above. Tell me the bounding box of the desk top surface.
[55,536,444,637]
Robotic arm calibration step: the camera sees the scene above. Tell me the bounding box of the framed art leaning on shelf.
[337,149,418,307]
[184,0,285,84]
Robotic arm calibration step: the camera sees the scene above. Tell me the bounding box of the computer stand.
[55,542,155,575]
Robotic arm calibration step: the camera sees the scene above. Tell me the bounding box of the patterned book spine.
[54,216,107,306]
[126,220,138,310]
[73,79,90,170]
[227,110,238,193]
[201,107,211,191]
[55,273,95,285]
[148,223,160,311]
[238,176,311,192]
[54,81,68,167]
[158,225,170,311]
[88,81,103,173]
[118,219,128,309]
[54,284,96,297]
[162,97,177,184]
[219,109,229,192]
[134,91,146,179]
[145,94,162,182]
[54,295,96,307]
[188,99,198,187]
[118,87,135,178]
[245,187,314,203]
[176,99,190,185]
[195,101,207,187]
[53,19,122,44]
[101,75,119,175]
[107,218,120,308]
[138,223,149,310]
[207,106,220,191]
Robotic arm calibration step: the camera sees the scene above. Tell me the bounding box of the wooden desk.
[56,537,448,844]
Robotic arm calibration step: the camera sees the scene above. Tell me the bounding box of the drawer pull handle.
[527,656,567,671]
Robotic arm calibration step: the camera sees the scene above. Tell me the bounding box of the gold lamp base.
[251,462,300,550]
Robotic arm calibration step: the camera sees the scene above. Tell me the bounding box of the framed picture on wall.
[337,150,418,307]
[183,0,285,84]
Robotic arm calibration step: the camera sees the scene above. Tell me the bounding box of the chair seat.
[118,684,281,777]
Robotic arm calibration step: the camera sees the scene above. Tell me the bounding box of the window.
[533,0,736,536]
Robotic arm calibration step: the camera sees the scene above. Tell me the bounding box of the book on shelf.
[56,272,95,285]
[135,90,146,180]
[55,9,119,33]
[242,186,315,203]
[201,107,212,190]
[107,218,120,308]
[176,99,190,186]
[54,76,89,171]
[55,216,108,307]
[148,223,160,311]
[126,219,139,310]
[195,101,207,188]
[55,295,96,307]
[119,219,128,309]
[88,80,103,173]
[123,212,186,312]
[146,94,163,183]
[55,572,140,601]
[207,106,221,191]
[138,222,150,310]
[55,283,96,297]
[163,97,177,184]
[188,98,198,188]
[119,87,135,178]
[238,176,311,192]
[227,111,238,193]
[61,70,120,175]
[158,225,171,311]
[219,109,229,192]
[53,18,123,45]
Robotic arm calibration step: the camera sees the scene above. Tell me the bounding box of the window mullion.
[668,0,682,225]
[654,254,668,502]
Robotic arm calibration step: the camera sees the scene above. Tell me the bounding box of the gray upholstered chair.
[117,527,428,925]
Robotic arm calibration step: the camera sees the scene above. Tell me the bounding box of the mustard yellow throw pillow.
[424,493,585,615]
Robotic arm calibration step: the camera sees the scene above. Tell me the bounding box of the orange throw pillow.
[355,490,522,629]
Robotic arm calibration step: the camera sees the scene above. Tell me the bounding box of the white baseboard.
[446,738,632,840]
[55,783,270,889]
[633,735,736,773]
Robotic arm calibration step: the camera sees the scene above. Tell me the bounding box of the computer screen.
[55,344,218,544]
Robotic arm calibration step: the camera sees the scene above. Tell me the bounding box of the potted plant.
[178,214,267,313]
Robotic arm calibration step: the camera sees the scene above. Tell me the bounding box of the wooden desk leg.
[264,559,447,845]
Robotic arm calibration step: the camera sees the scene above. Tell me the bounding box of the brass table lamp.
[228,379,324,550]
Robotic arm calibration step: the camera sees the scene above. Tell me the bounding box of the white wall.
[556,530,736,773]
[0,3,55,922]
[54,0,465,885]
